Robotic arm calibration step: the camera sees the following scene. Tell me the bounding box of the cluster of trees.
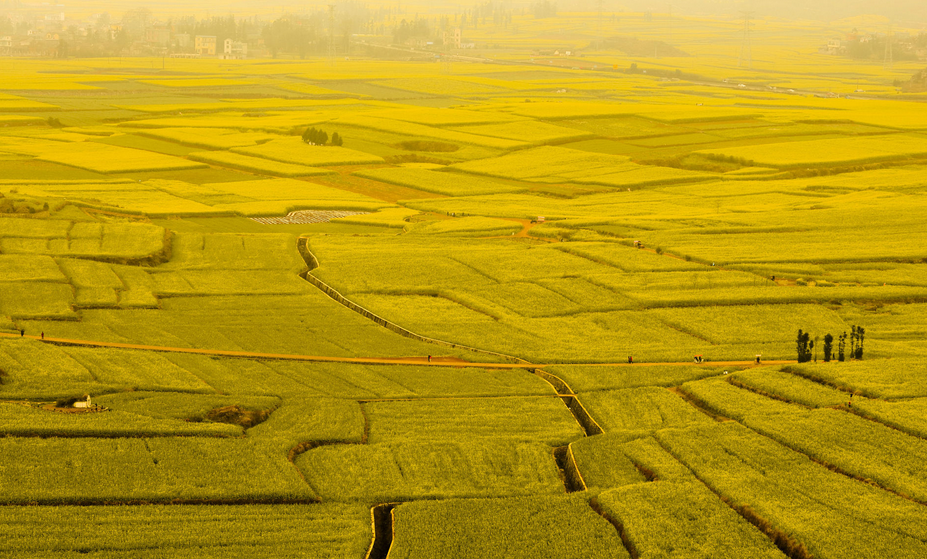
[454,2,515,29]
[797,326,865,363]
[532,1,558,18]
[262,14,325,59]
[302,127,343,146]
[393,18,432,45]
[263,2,367,58]
[0,16,30,35]
[0,193,47,214]
[845,33,926,62]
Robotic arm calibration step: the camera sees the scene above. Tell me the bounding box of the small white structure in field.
[73,395,92,409]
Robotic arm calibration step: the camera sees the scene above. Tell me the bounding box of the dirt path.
[0,332,793,369]
[484,219,557,242]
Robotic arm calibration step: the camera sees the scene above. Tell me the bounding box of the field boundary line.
[566,444,589,491]
[553,446,586,493]
[532,368,605,436]
[297,237,531,365]
[589,496,640,559]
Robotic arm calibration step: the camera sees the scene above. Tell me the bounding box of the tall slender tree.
[854,326,865,360]
[823,333,834,363]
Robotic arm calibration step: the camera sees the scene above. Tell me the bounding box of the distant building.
[449,27,461,48]
[146,26,171,46]
[0,36,12,56]
[174,33,191,48]
[195,35,216,56]
[825,39,845,55]
[220,38,247,59]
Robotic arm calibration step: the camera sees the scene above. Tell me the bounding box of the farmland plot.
[0,504,370,558]
[680,378,801,420]
[0,254,66,282]
[648,304,848,345]
[0,437,314,504]
[406,216,522,237]
[389,495,627,559]
[696,135,927,168]
[188,151,330,177]
[354,166,524,196]
[570,434,697,489]
[745,407,927,502]
[0,282,74,319]
[335,114,528,149]
[0,218,167,261]
[136,127,276,150]
[247,397,365,454]
[297,440,563,502]
[448,120,594,144]
[0,403,241,438]
[36,142,207,174]
[785,359,927,399]
[450,145,640,182]
[658,423,927,559]
[730,368,848,408]
[94,391,280,422]
[852,397,927,439]
[578,387,713,433]
[597,481,787,559]
[233,138,385,166]
[362,397,584,445]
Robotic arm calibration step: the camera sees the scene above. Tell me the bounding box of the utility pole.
[739,11,753,69]
[596,0,604,39]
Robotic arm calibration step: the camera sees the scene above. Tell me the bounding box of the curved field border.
[297,237,532,365]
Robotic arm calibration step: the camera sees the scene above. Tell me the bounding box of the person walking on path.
[41,332,44,340]
[427,355,431,362]
[20,329,24,337]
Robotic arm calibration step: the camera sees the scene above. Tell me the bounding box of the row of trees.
[796,326,865,363]
[302,127,343,146]
[263,2,368,58]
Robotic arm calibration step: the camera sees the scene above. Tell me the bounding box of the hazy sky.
[599,0,927,24]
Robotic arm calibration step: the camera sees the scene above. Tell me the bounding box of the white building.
[221,38,248,59]
[73,395,92,409]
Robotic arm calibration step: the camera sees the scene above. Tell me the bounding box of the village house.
[194,35,216,56]
[220,38,248,59]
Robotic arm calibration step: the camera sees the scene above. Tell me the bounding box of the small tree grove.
[302,127,328,145]
[302,127,343,146]
[797,326,864,363]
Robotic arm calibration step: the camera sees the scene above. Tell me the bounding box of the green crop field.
[1,8,927,557]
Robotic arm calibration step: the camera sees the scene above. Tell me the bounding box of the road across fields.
[0,332,793,369]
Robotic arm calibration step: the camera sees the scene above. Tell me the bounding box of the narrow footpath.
[0,332,793,369]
